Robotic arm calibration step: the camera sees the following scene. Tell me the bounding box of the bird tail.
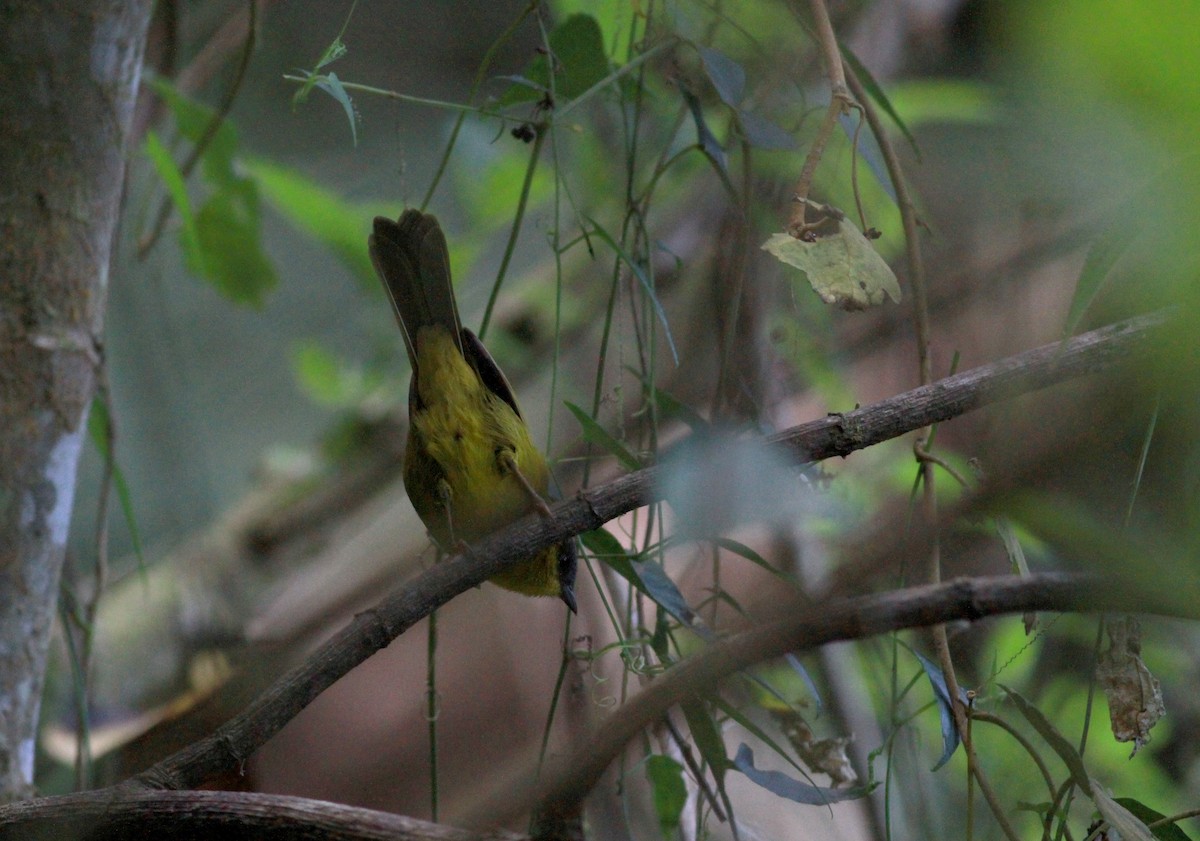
[369,210,462,367]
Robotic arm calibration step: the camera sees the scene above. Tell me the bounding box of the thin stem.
[538,617,575,774]
[75,380,118,790]
[787,0,854,230]
[966,698,975,841]
[836,23,1010,841]
[971,711,1059,818]
[478,126,546,340]
[787,98,850,231]
[284,76,522,122]
[807,0,847,94]
[420,0,539,210]
[555,39,676,121]
[425,608,439,822]
[914,444,971,489]
[1147,809,1200,832]
[843,55,931,385]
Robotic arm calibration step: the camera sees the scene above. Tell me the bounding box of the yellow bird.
[369,210,577,612]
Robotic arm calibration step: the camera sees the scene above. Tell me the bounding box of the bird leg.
[497,449,553,519]
[435,477,471,554]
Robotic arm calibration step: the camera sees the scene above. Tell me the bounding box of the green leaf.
[580,528,638,581]
[564,401,641,470]
[711,696,809,780]
[699,46,745,107]
[631,557,702,633]
[681,698,730,781]
[292,341,381,408]
[547,14,611,101]
[838,45,919,158]
[1114,797,1194,841]
[1000,685,1092,796]
[293,0,356,106]
[622,365,708,433]
[500,13,610,105]
[244,157,391,288]
[1063,215,1140,338]
[713,537,803,588]
[736,110,798,151]
[148,77,238,188]
[838,109,897,203]
[144,131,203,270]
[994,516,1030,577]
[586,217,679,363]
[680,83,727,174]
[649,385,708,432]
[315,36,347,72]
[645,755,687,838]
[191,179,278,307]
[579,528,700,633]
[762,205,902,311]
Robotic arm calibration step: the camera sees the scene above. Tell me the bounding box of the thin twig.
[664,717,727,823]
[426,608,439,822]
[419,0,539,210]
[1147,809,1200,832]
[478,126,546,340]
[787,0,856,232]
[970,710,1058,825]
[914,443,971,489]
[842,53,930,383]
[74,375,117,790]
[840,38,1016,840]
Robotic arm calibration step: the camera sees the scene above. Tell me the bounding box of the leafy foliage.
[109,1,1200,838]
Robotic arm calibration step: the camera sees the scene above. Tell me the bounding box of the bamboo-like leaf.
[1092,785,1157,841]
[681,698,730,781]
[733,745,870,805]
[907,646,966,771]
[564,401,641,470]
[679,84,728,175]
[587,218,680,364]
[1114,797,1195,841]
[1000,685,1092,796]
[645,755,688,838]
[144,131,202,269]
[838,45,919,158]
[699,46,745,107]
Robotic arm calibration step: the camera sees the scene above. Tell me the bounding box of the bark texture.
[0,0,152,800]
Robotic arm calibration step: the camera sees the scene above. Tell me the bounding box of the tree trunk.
[0,0,152,800]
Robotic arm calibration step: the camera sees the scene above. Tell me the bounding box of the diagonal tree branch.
[0,789,525,841]
[118,310,1164,793]
[3,569,1193,840]
[521,571,1197,827]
